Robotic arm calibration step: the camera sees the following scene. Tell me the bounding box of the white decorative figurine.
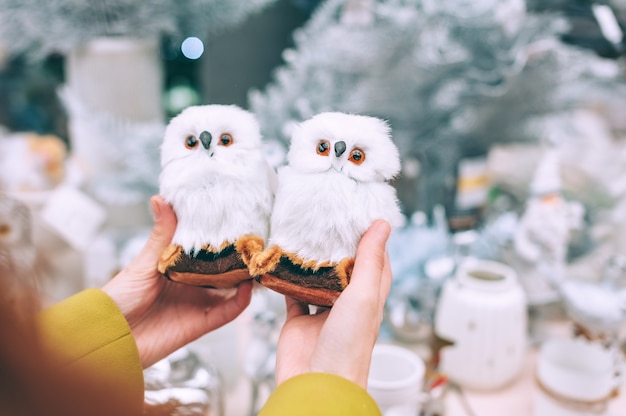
[513,148,584,304]
[250,112,404,306]
[157,105,275,288]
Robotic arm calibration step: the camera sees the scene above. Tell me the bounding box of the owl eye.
[316,140,330,156]
[219,133,234,146]
[185,135,199,149]
[348,148,366,165]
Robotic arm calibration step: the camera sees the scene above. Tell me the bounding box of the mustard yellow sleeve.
[37,288,144,415]
[259,373,382,416]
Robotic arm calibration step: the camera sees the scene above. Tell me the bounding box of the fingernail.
[372,219,390,234]
[371,220,391,243]
[151,197,161,221]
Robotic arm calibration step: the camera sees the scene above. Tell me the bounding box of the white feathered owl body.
[159,105,274,254]
[270,167,403,263]
[268,112,404,265]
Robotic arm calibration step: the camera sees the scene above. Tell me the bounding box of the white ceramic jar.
[434,257,528,390]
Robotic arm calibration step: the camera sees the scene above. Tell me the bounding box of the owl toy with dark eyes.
[157,105,275,288]
[250,112,404,306]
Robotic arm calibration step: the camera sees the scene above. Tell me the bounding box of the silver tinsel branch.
[249,0,624,213]
[0,0,278,59]
[250,0,621,147]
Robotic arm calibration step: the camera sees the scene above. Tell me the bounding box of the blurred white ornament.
[243,310,279,415]
[0,133,67,193]
[561,280,625,337]
[144,347,224,416]
[513,148,584,304]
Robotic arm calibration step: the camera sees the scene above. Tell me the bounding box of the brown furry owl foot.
[251,247,355,307]
[157,235,264,289]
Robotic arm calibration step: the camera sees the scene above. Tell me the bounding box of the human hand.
[102,195,252,368]
[274,220,392,389]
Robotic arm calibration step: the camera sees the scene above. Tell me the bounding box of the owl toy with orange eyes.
[250,112,404,306]
[157,105,275,288]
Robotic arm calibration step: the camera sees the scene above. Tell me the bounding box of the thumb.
[352,220,390,279]
[126,195,177,274]
[341,220,391,303]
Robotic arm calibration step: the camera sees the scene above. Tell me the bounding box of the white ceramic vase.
[434,257,528,390]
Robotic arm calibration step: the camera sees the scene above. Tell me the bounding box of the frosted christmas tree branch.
[0,0,278,59]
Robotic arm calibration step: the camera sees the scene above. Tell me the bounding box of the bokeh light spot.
[181,37,204,60]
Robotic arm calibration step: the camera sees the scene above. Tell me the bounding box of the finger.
[127,195,177,274]
[328,220,390,334]
[285,296,309,320]
[235,280,254,307]
[379,251,393,307]
[308,221,391,388]
[346,220,391,297]
[204,280,253,330]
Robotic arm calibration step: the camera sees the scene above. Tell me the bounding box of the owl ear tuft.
[376,146,401,181]
[370,117,400,181]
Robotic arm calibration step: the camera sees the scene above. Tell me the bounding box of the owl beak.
[335,141,347,157]
[199,131,212,149]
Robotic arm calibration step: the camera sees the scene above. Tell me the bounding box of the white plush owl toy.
[250,112,404,306]
[157,104,275,288]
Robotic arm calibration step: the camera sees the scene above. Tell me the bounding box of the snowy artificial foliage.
[249,0,625,214]
[60,88,163,205]
[0,0,278,59]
